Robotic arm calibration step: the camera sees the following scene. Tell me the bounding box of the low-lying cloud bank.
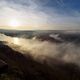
[0,33,80,66]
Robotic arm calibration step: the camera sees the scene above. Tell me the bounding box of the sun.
[8,19,20,28]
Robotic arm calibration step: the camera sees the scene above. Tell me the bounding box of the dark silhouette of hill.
[0,43,80,80]
[1,29,80,44]
[34,33,63,43]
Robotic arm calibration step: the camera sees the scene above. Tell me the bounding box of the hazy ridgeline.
[0,31,80,67]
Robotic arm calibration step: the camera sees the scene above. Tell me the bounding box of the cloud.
[0,0,51,29]
[0,0,80,29]
[56,0,65,7]
[1,33,80,66]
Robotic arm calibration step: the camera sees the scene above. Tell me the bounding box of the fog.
[0,33,80,66]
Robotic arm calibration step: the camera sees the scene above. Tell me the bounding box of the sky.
[0,0,80,30]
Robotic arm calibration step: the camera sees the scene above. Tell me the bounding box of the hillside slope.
[0,43,80,80]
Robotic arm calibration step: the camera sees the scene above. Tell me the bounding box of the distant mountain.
[0,29,80,43]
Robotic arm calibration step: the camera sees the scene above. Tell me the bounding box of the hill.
[0,42,80,80]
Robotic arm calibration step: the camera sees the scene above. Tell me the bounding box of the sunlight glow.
[8,19,20,28]
[13,37,20,45]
